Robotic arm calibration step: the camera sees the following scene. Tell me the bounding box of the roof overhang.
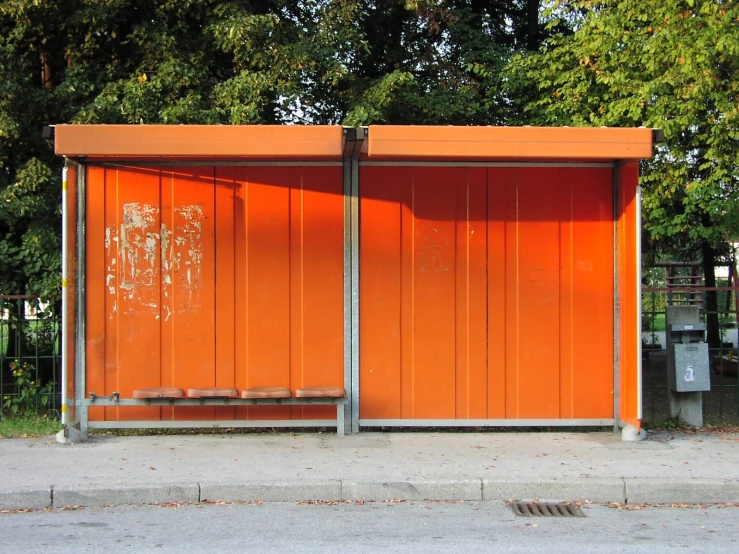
[365,126,655,161]
[54,124,656,163]
[55,125,345,161]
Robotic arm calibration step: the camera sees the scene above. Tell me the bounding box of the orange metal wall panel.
[288,167,345,420]
[566,168,615,418]
[618,161,641,429]
[486,168,512,418]
[361,165,614,420]
[455,168,489,419]
[85,165,343,422]
[505,167,562,418]
[490,166,614,419]
[241,167,293,421]
[214,168,236,422]
[359,166,488,419]
[166,169,217,421]
[358,166,404,419]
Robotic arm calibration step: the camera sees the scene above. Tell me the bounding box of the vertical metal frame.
[350,155,360,434]
[75,162,88,438]
[343,150,353,434]
[342,128,364,434]
[612,161,621,432]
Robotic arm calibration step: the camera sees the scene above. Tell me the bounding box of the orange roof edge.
[367,126,655,161]
[55,125,345,160]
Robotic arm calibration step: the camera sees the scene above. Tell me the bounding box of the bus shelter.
[55,125,654,439]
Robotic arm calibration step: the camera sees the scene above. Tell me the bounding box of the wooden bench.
[85,386,348,435]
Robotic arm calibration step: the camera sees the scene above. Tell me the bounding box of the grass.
[0,414,61,439]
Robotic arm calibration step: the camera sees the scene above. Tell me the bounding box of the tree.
[1,0,548,308]
[506,0,739,346]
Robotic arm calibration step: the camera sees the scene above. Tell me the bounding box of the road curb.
[482,478,626,503]
[342,479,483,501]
[623,478,739,504]
[0,490,52,510]
[51,484,200,508]
[200,481,342,503]
[3,478,739,510]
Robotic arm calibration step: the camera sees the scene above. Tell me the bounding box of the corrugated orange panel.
[55,125,344,160]
[214,168,237,422]
[289,166,345,420]
[455,168,488,419]
[241,166,292,421]
[618,161,641,429]
[359,166,488,419]
[489,166,615,420]
[367,126,654,160]
[229,166,249,422]
[410,168,459,418]
[560,167,614,418]
[487,167,514,419]
[399,172,414,418]
[166,168,217,421]
[359,166,404,419]
[507,167,562,418]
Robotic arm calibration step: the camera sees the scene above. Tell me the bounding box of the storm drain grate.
[508,501,584,517]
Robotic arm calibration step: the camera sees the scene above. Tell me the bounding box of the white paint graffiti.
[106,203,205,319]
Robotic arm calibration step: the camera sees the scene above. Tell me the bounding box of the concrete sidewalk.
[1,431,738,509]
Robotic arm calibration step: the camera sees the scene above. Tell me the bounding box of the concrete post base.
[621,425,646,441]
[56,425,85,444]
[668,390,703,426]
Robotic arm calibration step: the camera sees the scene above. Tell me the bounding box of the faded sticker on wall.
[418,228,451,272]
[106,202,205,319]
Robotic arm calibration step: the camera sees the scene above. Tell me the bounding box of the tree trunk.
[526,0,540,51]
[702,240,721,349]
[41,51,53,89]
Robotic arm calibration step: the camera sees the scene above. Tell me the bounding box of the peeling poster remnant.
[106,203,205,319]
[120,203,159,291]
[172,205,204,308]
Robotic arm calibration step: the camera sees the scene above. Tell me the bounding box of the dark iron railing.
[0,296,61,417]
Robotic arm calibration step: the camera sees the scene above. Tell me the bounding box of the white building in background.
[715,241,738,279]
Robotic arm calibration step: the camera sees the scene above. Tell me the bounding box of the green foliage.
[506,0,739,257]
[2,359,53,416]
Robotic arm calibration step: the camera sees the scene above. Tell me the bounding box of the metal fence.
[642,267,739,425]
[0,296,61,417]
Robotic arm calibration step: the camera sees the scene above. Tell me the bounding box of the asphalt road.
[2,501,737,553]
